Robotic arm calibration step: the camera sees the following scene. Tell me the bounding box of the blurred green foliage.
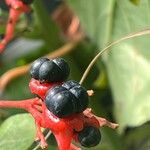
[67,0,150,131]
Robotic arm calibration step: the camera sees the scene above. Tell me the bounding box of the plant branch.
[33,130,52,150]
[0,98,37,110]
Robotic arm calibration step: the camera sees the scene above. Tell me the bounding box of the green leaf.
[106,0,150,131]
[33,0,61,49]
[0,114,35,150]
[125,123,150,150]
[67,0,115,49]
[130,0,140,5]
[67,0,150,131]
[0,73,33,119]
[2,75,32,100]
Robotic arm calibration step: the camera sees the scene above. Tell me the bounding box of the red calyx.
[0,97,118,150]
[0,76,119,150]
[29,78,63,100]
[0,76,118,149]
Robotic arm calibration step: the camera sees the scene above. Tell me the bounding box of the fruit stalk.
[0,98,38,111]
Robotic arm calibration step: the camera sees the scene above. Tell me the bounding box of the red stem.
[0,98,36,111]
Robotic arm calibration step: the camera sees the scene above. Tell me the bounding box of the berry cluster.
[45,80,89,118]
[30,58,70,83]
[0,57,118,150]
[0,0,34,53]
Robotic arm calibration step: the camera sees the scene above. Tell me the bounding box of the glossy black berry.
[45,86,76,117]
[62,80,89,112]
[45,80,89,118]
[30,57,70,83]
[30,58,49,80]
[53,58,70,81]
[22,0,34,5]
[78,126,101,147]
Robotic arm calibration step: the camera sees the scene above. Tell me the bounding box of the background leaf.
[130,0,141,5]
[0,114,35,150]
[125,123,150,150]
[67,0,150,131]
[106,0,150,131]
[67,0,115,49]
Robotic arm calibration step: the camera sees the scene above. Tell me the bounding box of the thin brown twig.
[0,39,81,94]
[33,130,52,150]
[79,28,150,84]
[0,65,29,95]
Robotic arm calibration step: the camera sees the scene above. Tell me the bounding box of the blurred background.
[0,0,150,150]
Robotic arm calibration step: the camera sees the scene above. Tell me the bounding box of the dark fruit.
[62,80,89,112]
[78,126,101,147]
[45,86,76,117]
[45,80,89,118]
[53,58,70,82]
[30,57,70,83]
[30,58,49,80]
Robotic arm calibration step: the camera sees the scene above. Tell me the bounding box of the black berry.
[78,126,101,147]
[45,86,76,117]
[62,80,89,112]
[45,80,89,118]
[53,58,70,82]
[30,57,70,83]
[30,58,49,80]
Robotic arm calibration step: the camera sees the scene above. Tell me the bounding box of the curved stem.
[0,98,33,110]
[79,28,150,84]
